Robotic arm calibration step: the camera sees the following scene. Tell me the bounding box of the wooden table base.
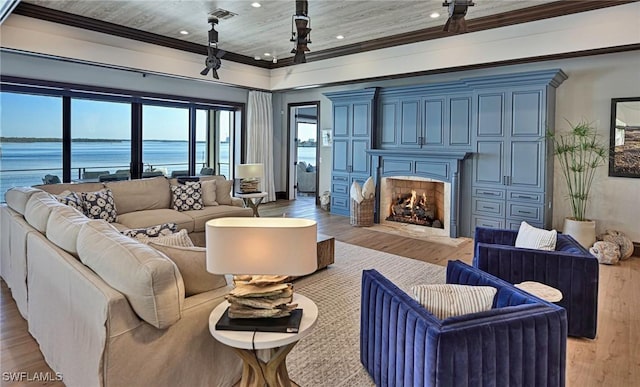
[232,342,297,387]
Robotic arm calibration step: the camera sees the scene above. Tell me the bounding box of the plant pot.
[563,218,596,248]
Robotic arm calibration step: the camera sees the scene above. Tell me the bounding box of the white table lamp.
[235,163,264,193]
[205,217,317,277]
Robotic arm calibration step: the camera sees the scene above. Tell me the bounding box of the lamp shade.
[206,217,317,276]
[235,163,264,179]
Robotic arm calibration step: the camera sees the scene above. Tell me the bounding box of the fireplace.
[380,176,450,237]
[367,149,470,238]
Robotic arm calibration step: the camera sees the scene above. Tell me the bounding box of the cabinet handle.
[518,210,533,215]
[481,206,494,210]
[502,176,507,185]
[480,191,497,196]
[507,176,511,186]
[418,136,424,145]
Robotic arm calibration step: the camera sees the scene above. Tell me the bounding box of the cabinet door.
[511,90,543,137]
[351,139,370,174]
[424,98,444,146]
[474,141,505,186]
[509,140,543,189]
[477,92,505,137]
[379,100,399,148]
[333,104,350,138]
[449,96,472,147]
[332,138,349,173]
[352,103,370,137]
[399,99,421,148]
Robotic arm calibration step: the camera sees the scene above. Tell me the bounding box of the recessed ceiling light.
[430,12,440,18]
[336,35,344,40]
[254,55,262,60]
[251,2,261,8]
[179,30,189,35]
[264,52,272,57]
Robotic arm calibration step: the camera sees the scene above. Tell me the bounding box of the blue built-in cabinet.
[325,88,378,216]
[325,70,567,235]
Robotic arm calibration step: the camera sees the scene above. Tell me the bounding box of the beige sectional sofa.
[0,176,251,386]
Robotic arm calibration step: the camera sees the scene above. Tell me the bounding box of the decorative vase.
[563,218,596,248]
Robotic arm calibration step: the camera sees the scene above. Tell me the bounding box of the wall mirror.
[610,97,640,178]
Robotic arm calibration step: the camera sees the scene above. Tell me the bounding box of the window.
[142,105,189,178]
[71,99,131,181]
[0,92,62,201]
[217,110,233,179]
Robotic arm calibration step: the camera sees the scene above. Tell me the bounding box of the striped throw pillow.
[412,284,496,320]
[515,221,557,251]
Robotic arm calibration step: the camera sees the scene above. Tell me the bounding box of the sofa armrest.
[231,197,244,207]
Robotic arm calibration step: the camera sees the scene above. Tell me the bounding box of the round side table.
[209,293,318,387]
[235,192,268,217]
[515,281,563,302]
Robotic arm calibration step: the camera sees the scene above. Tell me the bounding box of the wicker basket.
[350,198,374,227]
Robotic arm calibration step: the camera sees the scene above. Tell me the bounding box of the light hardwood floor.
[1,197,638,386]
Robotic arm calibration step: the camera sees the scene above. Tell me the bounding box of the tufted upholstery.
[361,261,567,387]
[472,226,599,338]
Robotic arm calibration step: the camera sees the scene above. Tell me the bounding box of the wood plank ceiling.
[16,0,635,69]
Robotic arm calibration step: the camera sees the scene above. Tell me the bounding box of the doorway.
[288,102,320,204]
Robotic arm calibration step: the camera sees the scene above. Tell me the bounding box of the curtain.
[246,90,276,202]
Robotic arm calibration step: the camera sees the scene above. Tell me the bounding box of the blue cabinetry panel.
[449,97,471,146]
[477,93,504,136]
[380,102,397,146]
[353,104,370,137]
[334,105,349,137]
[415,161,448,180]
[475,141,504,185]
[400,100,421,147]
[352,139,370,174]
[332,139,349,173]
[510,141,542,188]
[512,91,542,136]
[424,99,444,145]
[382,160,412,174]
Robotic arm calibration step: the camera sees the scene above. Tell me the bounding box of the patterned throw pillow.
[122,223,177,240]
[514,221,557,251]
[136,229,194,247]
[412,284,496,320]
[55,190,85,214]
[82,188,118,223]
[170,182,204,211]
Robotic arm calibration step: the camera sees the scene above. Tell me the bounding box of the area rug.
[287,241,446,386]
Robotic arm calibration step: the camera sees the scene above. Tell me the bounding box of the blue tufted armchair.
[361,261,567,387]
[472,226,599,339]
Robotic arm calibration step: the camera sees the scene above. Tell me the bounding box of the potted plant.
[549,119,608,248]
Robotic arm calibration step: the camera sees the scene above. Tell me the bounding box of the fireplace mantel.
[367,149,471,237]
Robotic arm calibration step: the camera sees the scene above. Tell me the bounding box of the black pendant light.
[290,0,312,64]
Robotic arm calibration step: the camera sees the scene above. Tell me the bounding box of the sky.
[0,92,228,141]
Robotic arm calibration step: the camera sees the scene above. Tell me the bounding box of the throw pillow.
[148,242,228,296]
[121,222,177,239]
[82,188,117,222]
[201,179,218,206]
[515,221,557,251]
[136,228,194,247]
[215,179,233,205]
[306,164,315,172]
[362,176,375,200]
[350,181,363,203]
[412,284,497,320]
[170,181,204,211]
[55,190,86,214]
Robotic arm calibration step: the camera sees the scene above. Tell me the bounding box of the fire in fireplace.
[387,189,443,228]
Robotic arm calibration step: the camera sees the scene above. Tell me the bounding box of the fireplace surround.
[367,150,470,238]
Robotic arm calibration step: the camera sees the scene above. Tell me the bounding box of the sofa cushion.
[122,223,177,240]
[55,190,86,214]
[24,191,66,233]
[135,229,194,247]
[148,242,227,297]
[201,179,218,206]
[82,188,118,223]
[105,176,171,215]
[77,220,185,329]
[116,209,195,233]
[5,187,42,215]
[170,182,204,211]
[411,284,496,320]
[46,205,90,257]
[515,221,557,251]
[183,205,253,232]
[215,180,234,205]
[34,182,105,196]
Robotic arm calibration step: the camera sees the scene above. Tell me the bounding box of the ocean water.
[0,141,316,202]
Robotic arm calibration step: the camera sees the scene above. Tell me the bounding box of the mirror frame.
[609,97,640,178]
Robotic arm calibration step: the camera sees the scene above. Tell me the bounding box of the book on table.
[215,308,303,333]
